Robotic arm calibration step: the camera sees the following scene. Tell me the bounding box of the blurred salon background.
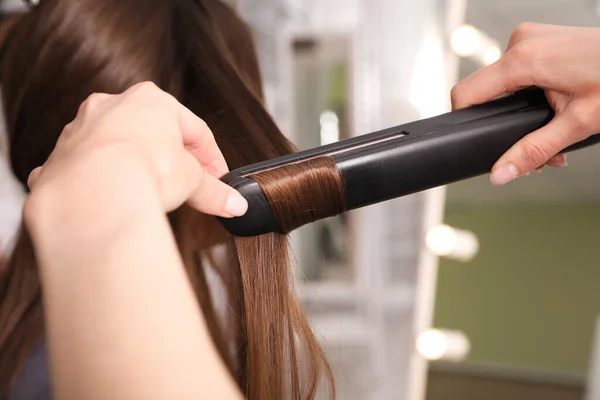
[2,0,600,399]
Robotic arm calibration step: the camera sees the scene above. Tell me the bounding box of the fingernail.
[490,164,519,186]
[224,192,248,217]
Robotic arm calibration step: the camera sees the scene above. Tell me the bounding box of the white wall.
[0,95,25,254]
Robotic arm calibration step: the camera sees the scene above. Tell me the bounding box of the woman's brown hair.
[0,0,339,398]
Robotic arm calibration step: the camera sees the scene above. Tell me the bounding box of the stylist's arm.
[451,23,600,185]
[24,82,246,400]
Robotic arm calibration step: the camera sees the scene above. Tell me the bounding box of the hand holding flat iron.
[451,23,600,185]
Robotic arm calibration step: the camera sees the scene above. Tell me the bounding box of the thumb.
[183,155,248,218]
[490,107,591,185]
[187,175,248,218]
[162,152,248,217]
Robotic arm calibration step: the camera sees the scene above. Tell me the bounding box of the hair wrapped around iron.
[0,0,339,398]
[251,157,347,233]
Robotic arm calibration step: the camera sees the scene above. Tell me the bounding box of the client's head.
[0,0,337,398]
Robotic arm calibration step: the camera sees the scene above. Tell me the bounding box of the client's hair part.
[0,0,337,398]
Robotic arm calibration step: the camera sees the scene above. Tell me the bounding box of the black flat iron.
[217,87,600,237]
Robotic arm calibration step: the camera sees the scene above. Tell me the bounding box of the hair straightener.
[217,88,600,237]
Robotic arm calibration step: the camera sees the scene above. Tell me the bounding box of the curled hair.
[251,157,347,234]
[0,0,337,398]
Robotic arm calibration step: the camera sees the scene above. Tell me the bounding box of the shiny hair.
[0,0,336,398]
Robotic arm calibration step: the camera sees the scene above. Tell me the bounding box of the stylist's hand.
[26,81,247,217]
[451,23,600,185]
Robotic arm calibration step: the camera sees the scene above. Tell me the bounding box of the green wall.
[434,203,600,374]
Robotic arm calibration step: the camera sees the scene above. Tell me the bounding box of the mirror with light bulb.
[426,1,600,400]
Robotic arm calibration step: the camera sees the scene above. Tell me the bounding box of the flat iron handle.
[334,105,600,209]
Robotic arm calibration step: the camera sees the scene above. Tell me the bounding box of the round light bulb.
[319,110,339,125]
[426,225,457,256]
[417,329,471,362]
[319,110,340,145]
[416,329,447,361]
[426,224,479,262]
[482,46,502,65]
[450,25,483,57]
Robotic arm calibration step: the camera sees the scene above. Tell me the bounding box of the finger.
[506,23,567,52]
[27,167,43,190]
[77,92,114,115]
[530,154,567,174]
[161,152,246,217]
[546,153,568,168]
[178,109,229,178]
[451,44,540,110]
[454,24,569,110]
[67,93,115,136]
[186,168,248,218]
[123,82,230,178]
[490,112,587,185]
